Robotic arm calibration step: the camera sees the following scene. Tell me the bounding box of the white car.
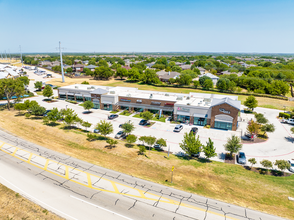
[174,125,183,132]
[288,159,294,172]
[281,119,294,124]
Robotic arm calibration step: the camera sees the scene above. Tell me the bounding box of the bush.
[205,125,210,129]
[155,113,159,119]
[25,113,31,118]
[138,145,146,155]
[279,112,290,119]
[121,110,128,115]
[81,81,89,84]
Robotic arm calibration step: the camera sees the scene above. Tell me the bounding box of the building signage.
[219,108,230,114]
[151,101,161,105]
[120,99,131,102]
[165,103,174,106]
[177,107,189,112]
[136,99,142,103]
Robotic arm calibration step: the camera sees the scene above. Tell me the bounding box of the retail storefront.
[213,115,233,130]
[75,93,84,102]
[93,99,100,109]
[193,113,207,126]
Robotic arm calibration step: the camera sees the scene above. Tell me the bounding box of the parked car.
[153,144,163,150]
[108,114,118,120]
[190,127,198,135]
[93,129,99,133]
[139,119,148,125]
[288,159,294,172]
[174,125,183,132]
[237,152,246,164]
[281,119,294,124]
[115,131,125,139]
[43,110,51,117]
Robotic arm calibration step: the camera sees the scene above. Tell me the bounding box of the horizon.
[0,0,294,54]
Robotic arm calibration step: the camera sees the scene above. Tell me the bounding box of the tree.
[93,66,114,80]
[224,135,242,158]
[126,134,137,146]
[121,122,135,135]
[66,67,73,73]
[82,121,92,131]
[203,79,214,89]
[0,78,26,110]
[247,120,260,138]
[14,103,27,112]
[98,60,108,67]
[203,138,217,160]
[255,113,268,124]
[199,75,210,86]
[179,133,202,157]
[34,81,42,91]
[42,85,53,99]
[60,108,79,128]
[138,145,146,155]
[274,160,290,172]
[178,74,192,85]
[116,68,128,79]
[260,123,275,136]
[169,78,176,84]
[106,139,118,148]
[46,107,61,123]
[260,159,273,172]
[127,68,140,81]
[82,101,94,112]
[193,80,200,88]
[139,136,147,145]
[244,95,258,110]
[83,68,92,76]
[96,120,113,137]
[140,69,160,84]
[145,136,156,155]
[248,158,257,169]
[156,138,167,148]
[291,127,294,135]
[171,66,182,72]
[141,111,153,122]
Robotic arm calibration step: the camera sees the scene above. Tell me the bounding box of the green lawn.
[120,112,132,116]
[152,117,166,122]
[133,114,143,119]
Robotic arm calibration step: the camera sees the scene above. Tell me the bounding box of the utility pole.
[59,41,65,83]
[5,50,7,60]
[20,45,23,66]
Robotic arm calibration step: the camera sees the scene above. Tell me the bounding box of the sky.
[0,0,294,54]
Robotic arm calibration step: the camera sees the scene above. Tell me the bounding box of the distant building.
[156,70,180,82]
[199,73,219,85]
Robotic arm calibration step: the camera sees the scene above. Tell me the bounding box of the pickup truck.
[281,118,294,124]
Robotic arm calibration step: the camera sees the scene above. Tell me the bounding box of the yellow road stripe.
[0,141,238,220]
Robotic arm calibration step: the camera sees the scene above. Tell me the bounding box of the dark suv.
[139,119,148,125]
[108,114,118,120]
[190,127,198,135]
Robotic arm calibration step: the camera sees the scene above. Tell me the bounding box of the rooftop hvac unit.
[91,86,95,89]
[75,86,78,89]
[127,93,131,97]
[87,87,91,90]
[186,96,190,100]
[187,103,191,105]
[176,96,183,100]
[110,91,115,94]
[165,93,169,96]
[150,94,153,98]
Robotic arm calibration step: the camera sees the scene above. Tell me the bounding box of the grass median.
[0,110,293,219]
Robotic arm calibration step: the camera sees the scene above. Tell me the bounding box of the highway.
[0,129,286,220]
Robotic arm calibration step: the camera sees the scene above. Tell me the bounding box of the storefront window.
[103,104,112,111]
[214,121,232,130]
[84,97,92,101]
[134,107,144,112]
[59,94,66,99]
[162,111,173,116]
[93,103,100,109]
[75,96,84,102]
[148,109,159,114]
[120,106,129,110]
[193,117,207,126]
[177,115,190,123]
[67,95,75,100]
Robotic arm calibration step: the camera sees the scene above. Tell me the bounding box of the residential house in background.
[156,70,180,82]
[85,65,97,72]
[199,73,219,85]
[72,64,84,72]
[197,67,206,74]
[146,62,155,69]
[181,64,192,70]
[82,60,89,65]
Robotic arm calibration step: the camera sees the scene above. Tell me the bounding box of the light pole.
[66,105,68,110]
[284,106,286,113]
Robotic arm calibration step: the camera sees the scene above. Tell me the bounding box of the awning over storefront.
[177,111,190,116]
[59,92,66,95]
[75,93,83,96]
[116,102,174,111]
[215,114,233,123]
[101,101,113,104]
[193,113,206,118]
[83,94,91,98]
[67,93,74,96]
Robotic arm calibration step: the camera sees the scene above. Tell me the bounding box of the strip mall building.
[58,84,241,131]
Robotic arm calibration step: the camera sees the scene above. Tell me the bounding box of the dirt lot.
[0,183,62,220]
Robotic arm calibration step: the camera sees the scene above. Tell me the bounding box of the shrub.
[25,113,31,118]
[279,112,290,119]
[138,145,146,155]
[155,113,159,119]
[122,110,128,115]
[81,81,89,84]
[205,125,210,129]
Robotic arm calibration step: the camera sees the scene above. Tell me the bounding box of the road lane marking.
[0,141,238,220]
[70,195,134,220]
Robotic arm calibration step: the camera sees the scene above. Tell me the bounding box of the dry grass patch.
[0,110,293,219]
[0,184,62,220]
